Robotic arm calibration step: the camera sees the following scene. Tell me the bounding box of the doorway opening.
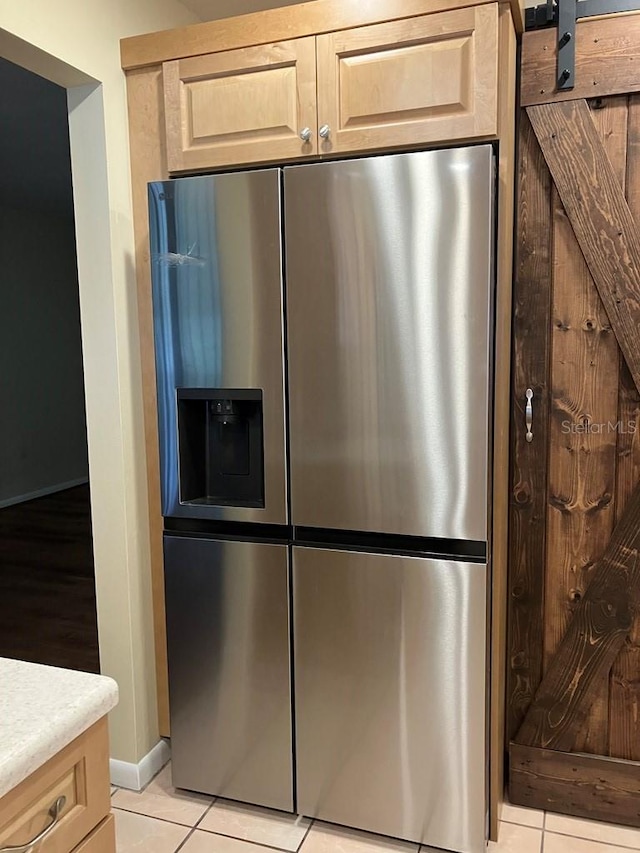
[0,56,99,673]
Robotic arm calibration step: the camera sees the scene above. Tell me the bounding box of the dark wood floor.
[0,484,100,673]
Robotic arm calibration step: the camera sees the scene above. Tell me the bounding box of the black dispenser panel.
[177,389,264,508]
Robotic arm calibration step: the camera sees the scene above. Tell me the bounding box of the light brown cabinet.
[162,6,499,172]
[316,6,498,155]
[163,37,317,171]
[0,719,114,853]
[71,815,115,853]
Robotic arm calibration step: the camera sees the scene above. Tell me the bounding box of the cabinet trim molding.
[121,0,523,71]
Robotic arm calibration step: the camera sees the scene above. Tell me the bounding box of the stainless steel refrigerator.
[149,145,494,853]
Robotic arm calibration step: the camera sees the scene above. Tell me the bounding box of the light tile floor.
[111,765,640,853]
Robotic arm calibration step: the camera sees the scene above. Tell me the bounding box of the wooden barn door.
[508,17,640,825]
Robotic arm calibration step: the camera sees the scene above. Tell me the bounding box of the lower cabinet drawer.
[0,718,111,853]
[72,815,115,853]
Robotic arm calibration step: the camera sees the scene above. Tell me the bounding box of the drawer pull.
[0,795,66,852]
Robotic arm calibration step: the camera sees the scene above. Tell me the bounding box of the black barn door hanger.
[525,0,640,91]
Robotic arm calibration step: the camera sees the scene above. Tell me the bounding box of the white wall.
[0,0,199,765]
[0,206,88,506]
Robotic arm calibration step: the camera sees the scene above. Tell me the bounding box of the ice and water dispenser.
[177,389,264,508]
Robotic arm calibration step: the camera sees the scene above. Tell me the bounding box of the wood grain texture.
[521,14,640,107]
[575,98,628,756]
[527,99,640,402]
[509,741,640,826]
[507,113,552,741]
[610,93,640,761]
[0,718,111,853]
[490,6,517,839]
[543,99,624,756]
[164,38,318,172]
[315,7,499,156]
[72,816,115,853]
[514,477,640,750]
[121,0,524,70]
[125,66,170,736]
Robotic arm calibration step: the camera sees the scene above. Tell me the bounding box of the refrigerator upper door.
[284,147,493,541]
[293,546,487,852]
[149,170,287,523]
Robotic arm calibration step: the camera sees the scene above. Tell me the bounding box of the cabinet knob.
[319,124,331,139]
[299,127,313,143]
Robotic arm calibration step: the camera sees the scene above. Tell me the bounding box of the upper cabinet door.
[163,37,317,172]
[316,7,498,155]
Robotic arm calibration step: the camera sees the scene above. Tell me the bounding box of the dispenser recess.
[177,388,264,508]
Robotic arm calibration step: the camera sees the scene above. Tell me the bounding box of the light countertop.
[0,657,118,798]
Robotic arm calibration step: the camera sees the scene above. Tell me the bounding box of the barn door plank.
[507,113,553,739]
[572,98,627,755]
[527,99,640,398]
[610,93,640,761]
[514,479,640,750]
[545,174,618,755]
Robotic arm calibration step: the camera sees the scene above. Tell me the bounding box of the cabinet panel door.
[72,816,115,853]
[164,37,317,172]
[316,6,498,155]
[0,720,110,853]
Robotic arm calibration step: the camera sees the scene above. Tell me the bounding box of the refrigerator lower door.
[293,546,487,853]
[165,535,293,811]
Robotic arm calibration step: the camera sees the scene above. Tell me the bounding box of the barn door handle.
[525,389,534,443]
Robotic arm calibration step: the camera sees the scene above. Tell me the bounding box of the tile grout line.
[296,818,315,852]
[191,825,311,853]
[111,804,214,830]
[543,828,640,852]
[174,825,197,853]
[194,795,217,829]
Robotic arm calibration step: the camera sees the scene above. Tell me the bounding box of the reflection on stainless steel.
[293,547,487,852]
[284,147,493,540]
[149,170,287,523]
[152,147,495,850]
[164,536,293,810]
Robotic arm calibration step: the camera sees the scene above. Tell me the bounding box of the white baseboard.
[0,477,89,509]
[110,739,170,791]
